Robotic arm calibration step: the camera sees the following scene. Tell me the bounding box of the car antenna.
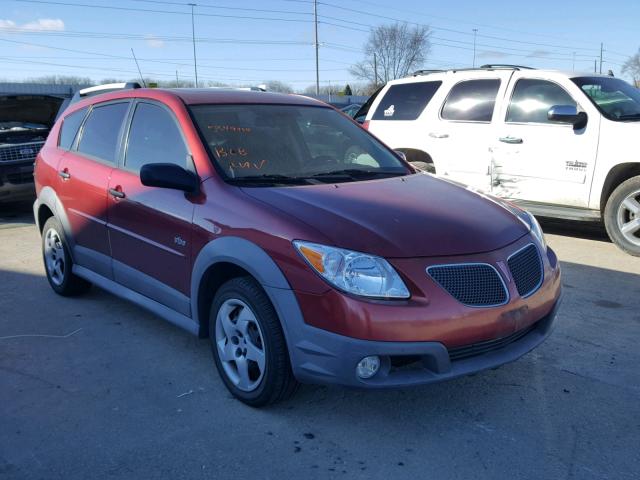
[130,48,147,88]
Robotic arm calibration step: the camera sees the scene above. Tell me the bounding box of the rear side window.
[58,107,86,150]
[441,79,501,122]
[125,102,188,173]
[507,79,576,124]
[77,102,129,163]
[372,81,442,121]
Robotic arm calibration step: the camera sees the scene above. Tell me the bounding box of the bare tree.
[263,80,294,93]
[350,23,431,84]
[24,75,93,85]
[622,49,640,86]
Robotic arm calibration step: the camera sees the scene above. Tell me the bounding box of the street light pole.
[472,28,478,67]
[314,0,319,95]
[189,3,199,88]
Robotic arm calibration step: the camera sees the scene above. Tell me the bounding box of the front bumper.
[285,296,561,388]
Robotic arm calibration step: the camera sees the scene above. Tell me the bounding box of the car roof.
[65,87,327,112]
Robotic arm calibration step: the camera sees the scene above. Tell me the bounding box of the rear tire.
[604,176,640,256]
[209,276,298,407]
[41,216,91,295]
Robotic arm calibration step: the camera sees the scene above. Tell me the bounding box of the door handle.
[429,132,449,139]
[108,187,125,199]
[58,170,70,180]
[499,136,523,144]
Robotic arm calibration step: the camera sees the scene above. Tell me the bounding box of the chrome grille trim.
[0,141,45,164]
[507,243,544,298]
[426,262,509,308]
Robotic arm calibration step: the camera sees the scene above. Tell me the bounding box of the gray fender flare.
[34,186,76,254]
[190,236,305,348]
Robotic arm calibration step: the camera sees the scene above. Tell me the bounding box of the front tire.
[604,176,640,256]
[41,216,91,295]
[209,276,298,407]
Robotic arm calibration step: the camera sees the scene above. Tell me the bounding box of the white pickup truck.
[361,66,640,256]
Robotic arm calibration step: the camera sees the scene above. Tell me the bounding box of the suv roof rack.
[412,69,445,76]
[76,82,142,98]
[410,65,534,78]
[479,64,534,70]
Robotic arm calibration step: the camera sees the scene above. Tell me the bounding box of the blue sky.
[0,0,639,90]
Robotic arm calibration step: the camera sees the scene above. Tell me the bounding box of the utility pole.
[313,0,319,95]
[472,28,478,67]
[594,59,597,73]
[599,42,603,74]
[373,52,378,87]
[176,70,179,87]
[189,3,199,88]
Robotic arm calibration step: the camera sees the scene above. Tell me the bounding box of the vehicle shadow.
[0,198,35,228]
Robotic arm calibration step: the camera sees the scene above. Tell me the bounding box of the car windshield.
[572,76,640,121]
[190,104,410,186]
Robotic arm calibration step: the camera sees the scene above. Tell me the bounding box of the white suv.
[362,65,640,256]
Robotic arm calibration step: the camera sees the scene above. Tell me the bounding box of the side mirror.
[547,105,588,129]
[394,150,407,161]
[410,161,436,174]
[140,163,199,193]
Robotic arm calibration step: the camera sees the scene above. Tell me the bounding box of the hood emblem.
[19,148,34,156]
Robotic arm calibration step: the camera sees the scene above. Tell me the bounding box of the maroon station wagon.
[34,88,562,406]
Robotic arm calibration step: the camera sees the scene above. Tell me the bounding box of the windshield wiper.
[619,113,640,120]
[311,168,406,179]
[226,174,311,185]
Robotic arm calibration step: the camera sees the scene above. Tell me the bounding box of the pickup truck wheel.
[41,216,91,295]
[209,276,298,407]
[604,176,640,256]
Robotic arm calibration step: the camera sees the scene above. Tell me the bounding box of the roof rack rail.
[479,64,534,70]
[412,69,445,76]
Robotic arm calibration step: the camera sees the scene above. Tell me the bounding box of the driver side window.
[506,79,576,124]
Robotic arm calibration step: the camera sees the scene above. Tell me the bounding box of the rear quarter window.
[372,81,442,121]
[58,107,87,150]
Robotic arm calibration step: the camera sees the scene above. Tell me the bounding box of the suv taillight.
[362,120,370,130]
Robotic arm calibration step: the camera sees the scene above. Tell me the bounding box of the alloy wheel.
[617,189,640,247]
[215,299,266,392]
[44,228,65,286]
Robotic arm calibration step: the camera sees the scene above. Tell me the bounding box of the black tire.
[41,216,91,296]
[603,176,640,256]
[209,276,298,407]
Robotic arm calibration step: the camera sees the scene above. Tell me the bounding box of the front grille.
[0,142,44,163]
[448,322,537,361]
[6,171,34,185]
[508,244,543,297]
[427,263,508,307]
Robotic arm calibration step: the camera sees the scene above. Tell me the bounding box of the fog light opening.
[356,355,381,379]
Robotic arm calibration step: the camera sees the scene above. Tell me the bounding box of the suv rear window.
[58,108,86,150]
[441,79,501,122]
[372,81,441,121]
[77,102,129,163]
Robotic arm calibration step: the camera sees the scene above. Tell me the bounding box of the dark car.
[33,88,562,406]
[0,95,63,202]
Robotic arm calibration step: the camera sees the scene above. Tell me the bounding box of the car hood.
[242,173,529,258]
[0,95,64,126]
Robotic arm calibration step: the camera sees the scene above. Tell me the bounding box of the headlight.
[293,241,410,299]
[525,211,547,250]
[500,201,547,250]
